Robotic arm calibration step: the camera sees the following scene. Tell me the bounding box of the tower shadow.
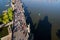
[34,16,52,40]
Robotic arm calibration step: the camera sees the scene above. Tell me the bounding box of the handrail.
[0,21,13,28]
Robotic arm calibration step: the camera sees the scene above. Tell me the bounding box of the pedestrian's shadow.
[34,16,52,40]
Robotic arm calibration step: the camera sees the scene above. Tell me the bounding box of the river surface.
[0,0,60,40]
[0,0,11,14]
[22,0,60,40]
[22,0,60,24]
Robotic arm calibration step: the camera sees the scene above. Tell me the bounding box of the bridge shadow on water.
[23,4,52,40]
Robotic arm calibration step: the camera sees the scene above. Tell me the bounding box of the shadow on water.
[34,16,52,40]
[23,3,52,40]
